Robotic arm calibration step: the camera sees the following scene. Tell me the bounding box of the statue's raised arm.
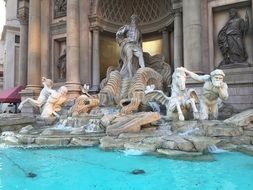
[182,67,210,82]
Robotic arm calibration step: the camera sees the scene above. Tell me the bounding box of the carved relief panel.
[54,0,67,19]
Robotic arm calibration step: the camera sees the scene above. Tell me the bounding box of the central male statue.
[116,14,145,78]
[183,68,229,120]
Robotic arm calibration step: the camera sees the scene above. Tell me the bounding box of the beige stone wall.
[99,34,120,80]
[143,38,162,56]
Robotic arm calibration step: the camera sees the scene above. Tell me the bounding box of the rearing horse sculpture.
[144,67,199,121]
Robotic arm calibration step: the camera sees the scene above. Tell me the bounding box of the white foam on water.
[0,143,10,149]
[179,127,200,137]
[208,145,228,153]
[123,149,145,156]
[1,131,15,137]
[54,119,73,131]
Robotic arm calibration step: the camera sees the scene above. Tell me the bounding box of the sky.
[0,0,6,37]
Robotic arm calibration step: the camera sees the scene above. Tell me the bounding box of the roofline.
[1,25,20,41]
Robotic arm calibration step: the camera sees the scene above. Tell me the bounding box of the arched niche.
[89,0,174,81]
[89,0,174,33]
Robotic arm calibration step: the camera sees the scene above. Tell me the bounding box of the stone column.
[18,0,29,86]
[91,27,100,91]
[41,0,50,78]
[19,0,41,115]
[183,0,202,73]
[162,28,169,64]
[26,0,41,91]
[174,10,183,69]
[79,0,92,85]
[66,0,81,98]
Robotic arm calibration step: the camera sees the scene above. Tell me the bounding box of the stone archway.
[89,0,174,33]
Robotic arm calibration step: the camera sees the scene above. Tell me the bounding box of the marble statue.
[57,49,66,79]
[183,68,229,120]
[218,8,249,67]
[41,86,68,118]
[116,14,145,78]
[68,84,100,116]
[144,67,199,121]
[18,77,54,111]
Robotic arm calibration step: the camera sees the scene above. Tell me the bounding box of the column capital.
[159,27,171,33]
[174,8,182,16]
[160,27,173,33]
[172,0,182,10]
[90,25,103,32]
[18,0,29,25]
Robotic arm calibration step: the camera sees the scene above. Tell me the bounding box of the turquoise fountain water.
[0,147,253,190]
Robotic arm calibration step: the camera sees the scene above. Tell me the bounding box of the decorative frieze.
[18,0,29,25]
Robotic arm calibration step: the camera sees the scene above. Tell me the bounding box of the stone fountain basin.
[0,109,253,157]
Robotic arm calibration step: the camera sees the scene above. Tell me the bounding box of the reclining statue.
[183,68,229,120]
[18,77,54,111]
[18,77,68,118]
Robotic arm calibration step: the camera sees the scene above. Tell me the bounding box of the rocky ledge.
[0,109,253,157]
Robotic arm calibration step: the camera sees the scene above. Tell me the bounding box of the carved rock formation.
[106,112,161,136]
[143,52,171,90]
[99,67,163,114]
[68,95,100,116]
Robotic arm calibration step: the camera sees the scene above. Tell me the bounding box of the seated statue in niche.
[57,49,66,80]
[116,14,145,78]
[183,68,229,120]
[218,8,249,67]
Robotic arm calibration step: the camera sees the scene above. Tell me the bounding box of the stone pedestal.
[183,0,202,73]
[66,0,81,98]
[223,67,253,111]
[19,89,41,116]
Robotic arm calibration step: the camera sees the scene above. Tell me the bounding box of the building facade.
[5,0,253,111]
[0,40,4,91]
[1,0,20,90]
